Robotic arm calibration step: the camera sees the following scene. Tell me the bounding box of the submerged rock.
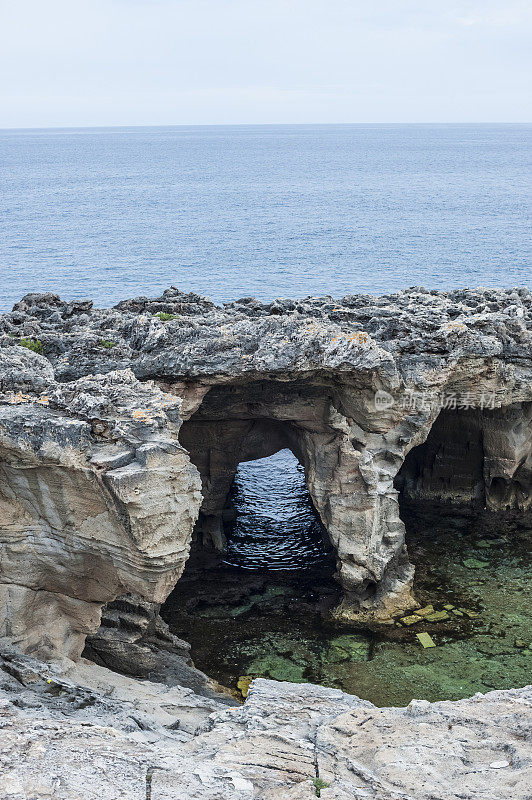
[463,558,490,569]
[325,635,371,663]
[424,610,450,622]
[400,614,422,626]
[416,632,437,648]
[237,676,253,698]
[246,654,306,683]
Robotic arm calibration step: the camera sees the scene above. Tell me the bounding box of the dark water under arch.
[222,449,333,571]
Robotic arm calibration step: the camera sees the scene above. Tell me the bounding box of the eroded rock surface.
[0,287,530,656]
[0,642,530,800]
[0,362,201,659]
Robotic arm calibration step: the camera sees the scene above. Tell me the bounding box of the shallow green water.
[162,505,531,706]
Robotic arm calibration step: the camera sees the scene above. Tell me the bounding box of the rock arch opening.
[175,379,340,573]
[394,402,532,604]
[395,402,532,513]
[388,403,532,678]
[222,449,333,571]
[159,440,341,695]
[159,444,337,648]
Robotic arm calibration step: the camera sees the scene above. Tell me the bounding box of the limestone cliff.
[0,287,530,658]
[0,356,201,659]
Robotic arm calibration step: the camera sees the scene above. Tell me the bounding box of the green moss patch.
[19,337,44,355]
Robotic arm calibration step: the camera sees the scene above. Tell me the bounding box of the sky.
[0,0,531,127]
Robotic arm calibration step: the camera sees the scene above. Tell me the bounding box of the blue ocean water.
[0,123,530,312]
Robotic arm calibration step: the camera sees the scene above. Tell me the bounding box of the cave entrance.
[394,404,532,606]
[174,379,340,576]
[394,407,487,510]
[395,403,531,513]
[393,408,487,589]
[161,385,339,651]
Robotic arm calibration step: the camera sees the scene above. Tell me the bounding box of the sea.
[0,123,530,313]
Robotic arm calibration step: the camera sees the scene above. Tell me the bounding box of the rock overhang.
[0,286,530,659]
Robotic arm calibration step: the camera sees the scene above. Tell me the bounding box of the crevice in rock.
[82,594,235,702]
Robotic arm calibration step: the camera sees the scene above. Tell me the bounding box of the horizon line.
[1,121,531,133]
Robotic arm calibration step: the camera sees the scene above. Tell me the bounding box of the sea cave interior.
[158,397,531,706]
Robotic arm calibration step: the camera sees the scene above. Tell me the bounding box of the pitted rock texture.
[0,286,531,656]
[0,642,530,800]
[0,364,201,659]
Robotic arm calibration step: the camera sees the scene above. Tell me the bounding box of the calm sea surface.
[0,124,530,312]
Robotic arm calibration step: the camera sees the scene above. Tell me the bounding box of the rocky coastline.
[0,639,530,799]
[0,286,531,798]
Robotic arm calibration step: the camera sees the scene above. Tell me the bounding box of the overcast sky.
[1,0,530,127]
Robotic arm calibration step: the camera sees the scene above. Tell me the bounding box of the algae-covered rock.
[472,635,516,657]
[246,654,306,683]
[425,610,450,622]
[416,632,437,648]
[197,602,252,618]
[400,614,422,626]
[260,586,291,600]
[237,676,253,697]
[463,558,489,569]
[415,605,435,617]
[247,586,291,609]
[239,631,320,680]
[325,635,370,664]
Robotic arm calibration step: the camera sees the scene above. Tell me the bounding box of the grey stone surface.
[0,642,530,800]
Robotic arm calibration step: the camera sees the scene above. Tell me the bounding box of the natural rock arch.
[0,287,530,662]
[178,380,329,554]
[175,377,417,621]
